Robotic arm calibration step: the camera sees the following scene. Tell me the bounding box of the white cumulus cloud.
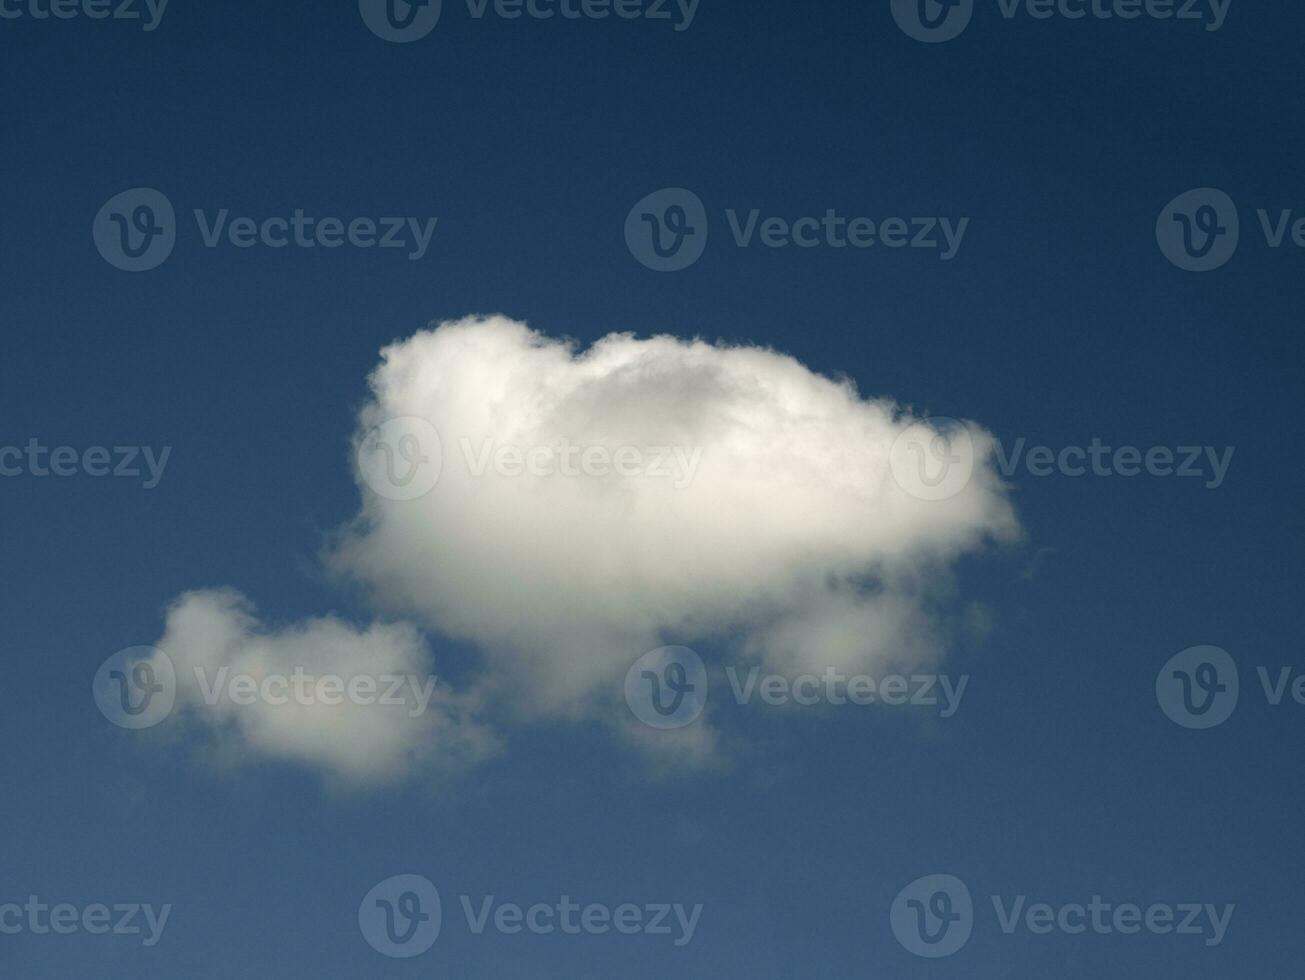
[147,315,1016,782]
[330,316,1017,750]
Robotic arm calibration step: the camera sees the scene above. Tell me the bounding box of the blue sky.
[2,1,1303,977]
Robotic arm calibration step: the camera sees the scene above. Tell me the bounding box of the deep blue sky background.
[2,1,1303,976]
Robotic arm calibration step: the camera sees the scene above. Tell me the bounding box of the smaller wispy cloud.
[149,589,499,787]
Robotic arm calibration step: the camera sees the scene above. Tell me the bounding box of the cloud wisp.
[146,589,499,788]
